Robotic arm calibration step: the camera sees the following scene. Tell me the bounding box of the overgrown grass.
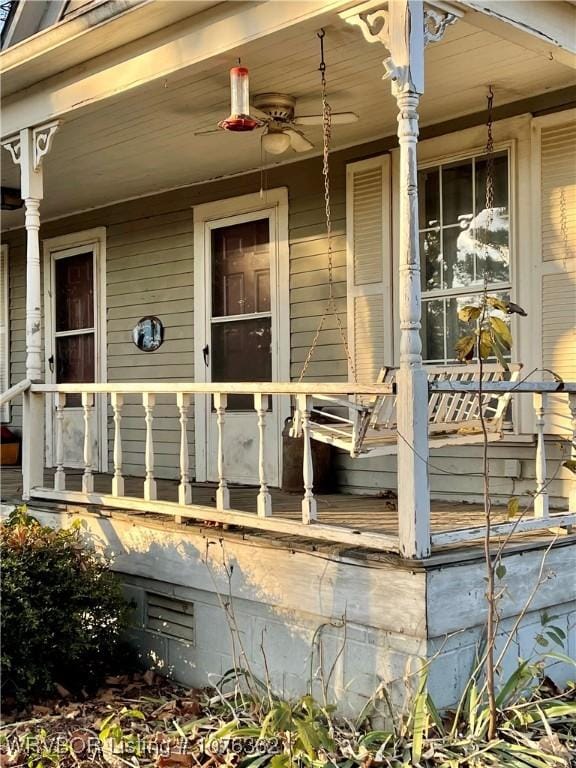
[1,662,574,767]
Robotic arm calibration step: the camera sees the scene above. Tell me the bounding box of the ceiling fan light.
[262,131,291,155]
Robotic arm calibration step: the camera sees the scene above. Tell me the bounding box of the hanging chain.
[484,86,495,219]
[482,86,495,300]
[298,30,356,382]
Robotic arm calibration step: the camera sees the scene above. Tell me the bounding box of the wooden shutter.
[0,246,9,422]
[346,155,391,383]
[539,120,576,434]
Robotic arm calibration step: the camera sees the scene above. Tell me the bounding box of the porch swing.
[291,37,520,458]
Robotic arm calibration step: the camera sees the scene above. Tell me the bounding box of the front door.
[44,241,105,470]
[195,194,289,487]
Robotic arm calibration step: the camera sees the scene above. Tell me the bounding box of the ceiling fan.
[254,93,358,154]
[193,68,358,155]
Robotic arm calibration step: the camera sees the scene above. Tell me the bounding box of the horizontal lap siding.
[5,236,27,431]
[1,161,351,481]
[336,440,572,508]
[106,209,194,479]
[288,170,348,382]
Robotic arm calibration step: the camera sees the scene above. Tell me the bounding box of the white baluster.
[82,392,94,494]
[298,394,317,523]
[111,392,124,497]
[143,392,157,501]
[177,392,192,508]
[533,392,549,518]
[569,393,576,514]
[254,393,272,518]
[214,392,230,511]
[54,392,66,491]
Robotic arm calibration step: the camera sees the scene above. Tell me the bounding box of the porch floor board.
[1,467,569,557]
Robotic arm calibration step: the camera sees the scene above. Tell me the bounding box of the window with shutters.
[418,150,511,364]
[0,245,8,422]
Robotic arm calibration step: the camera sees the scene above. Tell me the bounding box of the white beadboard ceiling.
[2,10,574,229]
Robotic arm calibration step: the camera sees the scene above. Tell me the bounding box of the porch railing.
[23,381,401,553]
[428,381,576,547]
[7,379,576,557]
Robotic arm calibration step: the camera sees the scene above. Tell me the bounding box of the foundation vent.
[145,593,195,643]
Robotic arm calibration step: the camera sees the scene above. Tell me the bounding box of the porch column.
[343,1,457,558]
[2,123,60,381]
[2,123,60,499]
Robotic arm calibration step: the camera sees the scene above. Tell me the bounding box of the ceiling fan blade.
[285,128,314,153]
[250,106,271,121]
[294,111,359,126]
[194,127,221,136]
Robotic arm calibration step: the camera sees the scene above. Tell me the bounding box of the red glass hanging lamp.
[218,64,261,132]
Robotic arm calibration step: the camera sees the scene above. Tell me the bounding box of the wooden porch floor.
[1,467,567,556]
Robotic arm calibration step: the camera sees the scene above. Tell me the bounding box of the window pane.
[55,253,94,332]
[212,219,270,317]
[420,229,441,290]
[475,152,508,212]
[442,160,473,226]
[212,317,272,410]
[443,226,476,290]
[445,297,473,362]
[422,299,445,362]
[418,168,440,229]
[474,152,509,284]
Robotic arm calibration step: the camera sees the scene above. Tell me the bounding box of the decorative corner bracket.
[1,135,22,166]
[342,2,457,87]
[32,121,61,170]
[423,8,457,45]
[344,6,392,52]
[1,120,61,170]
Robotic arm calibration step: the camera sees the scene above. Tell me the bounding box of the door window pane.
[56,333,95,406]
[55,253,94,331]
[212,318,272,410]
[212,220,270,317]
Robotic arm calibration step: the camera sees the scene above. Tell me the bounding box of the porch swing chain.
[484,86,495,252]
[298,29,356,383]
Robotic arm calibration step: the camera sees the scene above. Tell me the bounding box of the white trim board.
[0,244,9,423]
[192,188,290,484]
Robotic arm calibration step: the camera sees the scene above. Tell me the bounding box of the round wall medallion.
[133,316,164,352]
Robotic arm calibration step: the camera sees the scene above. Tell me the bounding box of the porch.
[2,377,575,558]
[3,465,575,556]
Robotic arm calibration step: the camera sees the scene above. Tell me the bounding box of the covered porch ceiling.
[1,0,575,230]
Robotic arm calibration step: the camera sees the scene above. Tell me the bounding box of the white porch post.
[2,122,60,498]
[343,1,457,558]
[391,2,429,559]
[3,123,59,381]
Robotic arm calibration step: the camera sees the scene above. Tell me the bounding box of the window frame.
[417,143,515,365]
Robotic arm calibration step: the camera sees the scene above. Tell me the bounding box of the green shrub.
[1,507,130,706]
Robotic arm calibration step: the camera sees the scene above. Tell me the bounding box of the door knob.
[48,355,54,373]
[202,345,209,367]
